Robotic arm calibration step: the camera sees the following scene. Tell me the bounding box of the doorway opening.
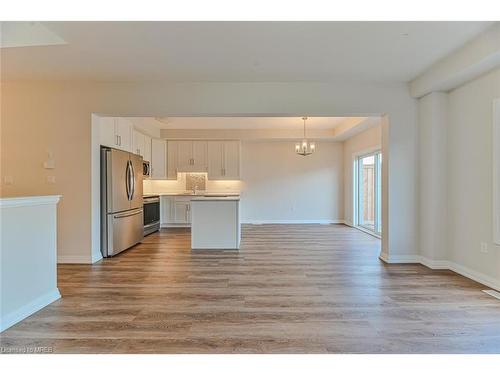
[354,150,382,237]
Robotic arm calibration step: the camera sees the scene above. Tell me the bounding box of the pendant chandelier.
[295,117,316,156]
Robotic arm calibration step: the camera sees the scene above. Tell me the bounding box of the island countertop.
[144,191,240,197]
[190,196,240,201]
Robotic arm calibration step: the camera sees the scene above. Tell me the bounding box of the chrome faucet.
[193,184,198,195]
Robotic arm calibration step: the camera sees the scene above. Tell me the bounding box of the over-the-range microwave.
[142,160,151,178]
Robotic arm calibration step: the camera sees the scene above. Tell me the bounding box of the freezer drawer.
[104,208,144,257]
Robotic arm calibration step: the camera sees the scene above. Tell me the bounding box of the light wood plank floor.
[2,224,500,353]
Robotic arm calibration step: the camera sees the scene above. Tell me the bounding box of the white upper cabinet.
[115,118,132,152]
[177,141,193,171]
[99,117,117,148]
[132,129,152,162]
[167,141,178,180]
[192,141,207,170]
[164,139,241,181]
[207,140,240,180]
[151,138,167,179]
[175,140,207,172]
[207,141,224,179]
[132,129,145,156]
[99,117,132,152]
[143,134,152,162]
[223,141,240,179]
[100,117,155,162]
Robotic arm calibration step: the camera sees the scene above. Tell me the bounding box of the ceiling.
[147,116,348,130]
[1,21,493,83]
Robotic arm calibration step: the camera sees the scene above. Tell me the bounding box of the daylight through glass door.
[356,151,382,236]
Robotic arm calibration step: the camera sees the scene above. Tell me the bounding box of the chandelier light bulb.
[295,117,316,156]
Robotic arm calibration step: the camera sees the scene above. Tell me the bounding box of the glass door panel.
[356,151,382,236]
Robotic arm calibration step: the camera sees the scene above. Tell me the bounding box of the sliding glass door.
[356,151,382,236]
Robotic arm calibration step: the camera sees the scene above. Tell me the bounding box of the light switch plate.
[480,242,488,253]
[43,159,55,169]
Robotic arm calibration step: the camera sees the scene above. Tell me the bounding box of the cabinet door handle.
[115,135,119,146]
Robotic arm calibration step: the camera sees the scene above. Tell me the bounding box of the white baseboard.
[242,219,345,225]
[418,256,449,269]
[378,252,389,262]
[381,254,500,292]
[0,289,61,332]
[447,261,500,291]
[91,252,103,264]
[57,255,91,264]
[380,254,421,263]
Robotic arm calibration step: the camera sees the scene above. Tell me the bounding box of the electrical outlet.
[47,176,56,184]
[480,242,488,253]
[4,176,14,185]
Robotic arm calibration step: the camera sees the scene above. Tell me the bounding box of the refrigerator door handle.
[125,161,130,200]
[125,160,133,201]
[114,208,143,219]
[130,159,135,199]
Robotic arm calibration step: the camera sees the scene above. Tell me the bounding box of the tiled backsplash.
[186,173,206,191]
[143,173,242,194]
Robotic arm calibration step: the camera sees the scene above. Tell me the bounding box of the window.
[355,151,382,236]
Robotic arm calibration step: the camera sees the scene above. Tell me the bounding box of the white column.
[417,92,449,264]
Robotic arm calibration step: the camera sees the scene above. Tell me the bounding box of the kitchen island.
[190,196,241,250]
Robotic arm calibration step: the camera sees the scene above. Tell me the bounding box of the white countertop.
[190,196,240,201]
[146,191,240,197]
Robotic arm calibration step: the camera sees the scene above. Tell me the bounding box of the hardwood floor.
[1,224,500,353]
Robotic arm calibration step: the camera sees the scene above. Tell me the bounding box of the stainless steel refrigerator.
[101,147,144,257]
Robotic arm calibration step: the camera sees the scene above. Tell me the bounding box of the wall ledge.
[0,195,61,208]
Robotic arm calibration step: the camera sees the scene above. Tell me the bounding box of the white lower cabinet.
[174,200,191,224]
[160,196,191,227]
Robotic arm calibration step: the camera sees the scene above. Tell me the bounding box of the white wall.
[144,140,344,223]
[447,67,500,285]
[240,141,343,223]
[1,80,417,263]
[342,124,382,226]
[417,92,449,262]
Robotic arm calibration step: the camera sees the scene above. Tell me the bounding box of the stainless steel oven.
[143,195,160,236]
